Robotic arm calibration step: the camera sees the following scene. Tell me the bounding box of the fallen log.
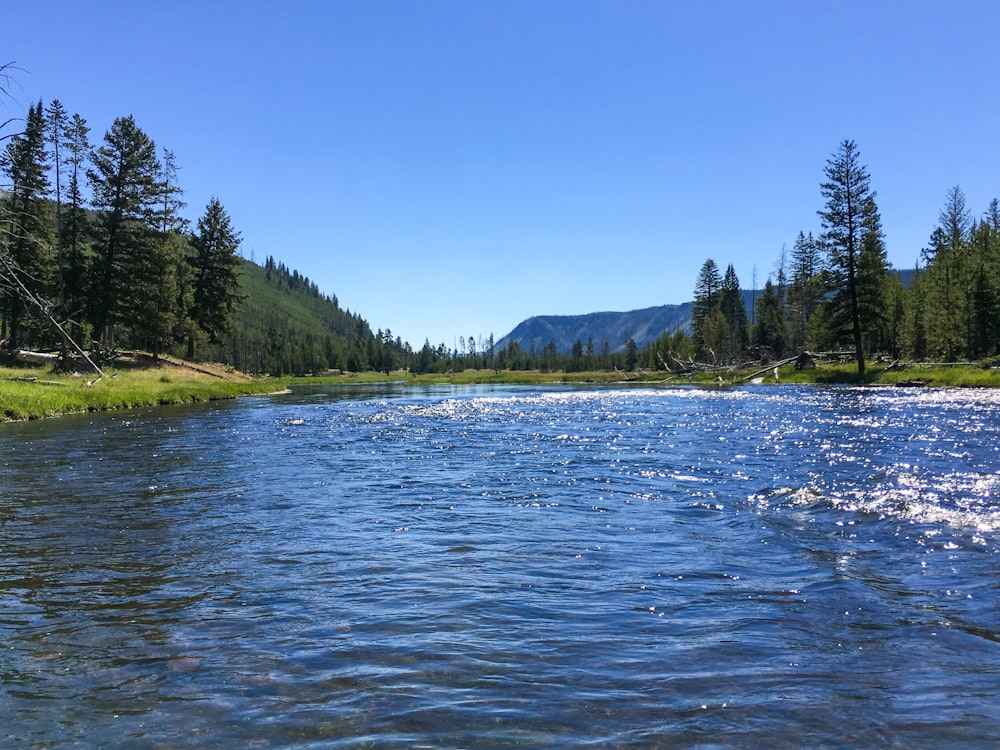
[743,354,801,382]
[13,349,61,366]
[742,352,820,382]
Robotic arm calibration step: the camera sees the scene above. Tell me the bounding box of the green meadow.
[0,359,280,422]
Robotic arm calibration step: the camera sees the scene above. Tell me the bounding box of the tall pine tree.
[187,197,243,359]
[787,231,824,353]
[44,99,68,314]
[719,263,748,362]
[1,101,51,346]
[86,115,162,349]
[922,186,972,359]
[692,258,722,359]
[61,113,91,338]
[818,140,885,375]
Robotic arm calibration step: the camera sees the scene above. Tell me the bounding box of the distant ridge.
[496,303,694,355]
[497,289,769,355]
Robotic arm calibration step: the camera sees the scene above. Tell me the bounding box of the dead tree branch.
[0,249,104,379]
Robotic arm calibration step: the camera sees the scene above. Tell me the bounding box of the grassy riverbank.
[0,356,282,422]
[291,361,1000,388]
[5,357,1000,423]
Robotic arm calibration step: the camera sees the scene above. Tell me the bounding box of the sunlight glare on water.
[1,383,999,748]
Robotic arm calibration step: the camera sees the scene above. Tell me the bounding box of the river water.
[1,383,999,748]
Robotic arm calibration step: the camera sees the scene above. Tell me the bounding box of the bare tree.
[0,62,24,141]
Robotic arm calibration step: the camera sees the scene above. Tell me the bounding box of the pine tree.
[187,197,244,359]
[86,115,162,349]
[971,199,1000,356]
[902,268,929,360]
[45,99,68,313]
[922,186,972,359]
[700,308,729,364]
[1,101,51,346]
[61,113,91,339]
[753,279,785,359]
[787,231,825,352]
[719,264,748,362]
[855,195,889,354]
[818,139,884,375]
[692,258,722,358]
[139,147,192,357]
[157,147,188,234]
[624,337,638,371]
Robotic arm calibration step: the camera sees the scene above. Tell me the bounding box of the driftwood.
[12,349,61,366]
[663,351,735,375]
[742,351,818,382]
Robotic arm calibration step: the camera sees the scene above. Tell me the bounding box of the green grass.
[291,362,1000,389]
[0,362,282,422]
[872,363,1000,388]
[5,358,1000,423]
[744,360,1000,387]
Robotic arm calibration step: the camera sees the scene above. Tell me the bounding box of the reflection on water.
[2,384,999,747]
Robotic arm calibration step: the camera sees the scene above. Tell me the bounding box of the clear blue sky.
[3,1,998,348]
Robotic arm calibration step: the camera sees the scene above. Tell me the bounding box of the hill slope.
[189,257,377,374]
[496,303,694,355]
[497,290,759,354]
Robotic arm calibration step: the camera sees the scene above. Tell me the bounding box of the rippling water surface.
[2,384,999,748]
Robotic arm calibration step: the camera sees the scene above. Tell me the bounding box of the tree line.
[5,87,994,379]
[684,139,1000,374]
[0,77,430,377]
[474,139,999,377]
[1,96,244,361]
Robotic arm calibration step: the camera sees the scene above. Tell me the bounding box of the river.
[2,383,999,748]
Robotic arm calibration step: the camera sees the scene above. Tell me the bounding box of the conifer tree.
[187,197,243,359]
[61,113,91,339]
[157,147,188,234]
[753,279,785,358]
[719,263,748,362]
[818,139,884,374]
[141,147,193,357]
[87,115,162,348]
[969,199,1000,356]
[922,186,972,359]
[787,231,824,352]
[45,99,68,312]
[692,258,722,358]
[855,195,889,353]
[1,101,51,346]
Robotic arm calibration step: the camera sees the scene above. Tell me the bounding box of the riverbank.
[4,357,1000,422]
[0,354,281,422]
[291,361,1000,389]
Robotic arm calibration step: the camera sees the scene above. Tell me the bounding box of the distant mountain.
[497,303,693,355]
[496,290,763,355]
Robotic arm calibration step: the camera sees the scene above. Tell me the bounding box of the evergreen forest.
[0,93,410,376]
[682,140,1000,376]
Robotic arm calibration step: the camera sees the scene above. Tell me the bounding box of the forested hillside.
[0,90,404,376]
[194,256,382,376]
